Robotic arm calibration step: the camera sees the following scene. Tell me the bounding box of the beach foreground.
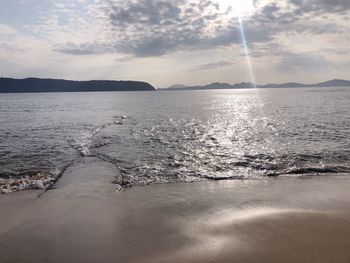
[1,158,350,263]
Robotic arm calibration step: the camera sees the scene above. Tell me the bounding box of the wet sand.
[1,158,350,263]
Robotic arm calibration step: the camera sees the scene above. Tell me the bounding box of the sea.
[0,87,349,193]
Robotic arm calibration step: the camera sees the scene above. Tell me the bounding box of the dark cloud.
[54,42,115,55]
[109,0,184,26]
[246,3,348,38]
[55,0,349,57]
[295,22,347,34]
[56,1,274,56]
[190,60,234,71]
[289,0,350,14]
[107,0,227,56]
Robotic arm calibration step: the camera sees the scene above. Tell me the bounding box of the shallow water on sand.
[0,87,349,192]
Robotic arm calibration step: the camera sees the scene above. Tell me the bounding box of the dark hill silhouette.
[315,79,350,87]
[0,78,155,93]
[165,79,350,90]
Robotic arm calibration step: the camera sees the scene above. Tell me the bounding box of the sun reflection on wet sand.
[207,207,294,225]
[148,207,350,263]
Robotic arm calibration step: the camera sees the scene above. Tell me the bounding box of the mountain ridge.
[0,77,155,93]
[164,79,350,90]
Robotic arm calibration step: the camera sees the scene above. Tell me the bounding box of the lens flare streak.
[237,17,257,89]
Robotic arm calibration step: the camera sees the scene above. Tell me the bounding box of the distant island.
[165,79,350,90]
[0,77,155,93]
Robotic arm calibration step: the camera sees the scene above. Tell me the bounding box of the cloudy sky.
[0,0,349,88]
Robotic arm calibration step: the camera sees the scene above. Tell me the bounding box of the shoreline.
[1,160,350,262]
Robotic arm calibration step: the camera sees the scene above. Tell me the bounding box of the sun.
[216,0,255,17]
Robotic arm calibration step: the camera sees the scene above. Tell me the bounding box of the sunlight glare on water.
[0,88,349,192]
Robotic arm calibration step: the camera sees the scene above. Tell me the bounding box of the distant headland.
[0,77,155,93]
[165,79,350,90]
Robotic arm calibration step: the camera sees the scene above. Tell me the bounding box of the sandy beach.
[1,0,350,262]
[1,158,350,263]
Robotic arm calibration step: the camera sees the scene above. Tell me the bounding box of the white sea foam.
[71,116,127,157]
[0,173,55,194]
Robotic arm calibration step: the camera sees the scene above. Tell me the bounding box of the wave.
[271,166,350,176]
[0,116,128,194]
[2,114,349,193]
[2,153,349,194]
[101,152,350,190]
[70,116,127,157]
[0,172,55,194]
[0,160,79,194]
[113,164,350,190]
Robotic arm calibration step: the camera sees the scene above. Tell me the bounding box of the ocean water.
[0,87,349,193]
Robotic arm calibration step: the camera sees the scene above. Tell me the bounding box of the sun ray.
[214,0,257,87]
[237,16,257,88]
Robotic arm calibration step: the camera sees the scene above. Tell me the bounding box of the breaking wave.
[0,173,55,194]
[70,116,127,157]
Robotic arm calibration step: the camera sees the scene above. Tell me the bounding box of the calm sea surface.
[0,87,349,192]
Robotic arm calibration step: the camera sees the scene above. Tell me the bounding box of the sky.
[0,0,349,88]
